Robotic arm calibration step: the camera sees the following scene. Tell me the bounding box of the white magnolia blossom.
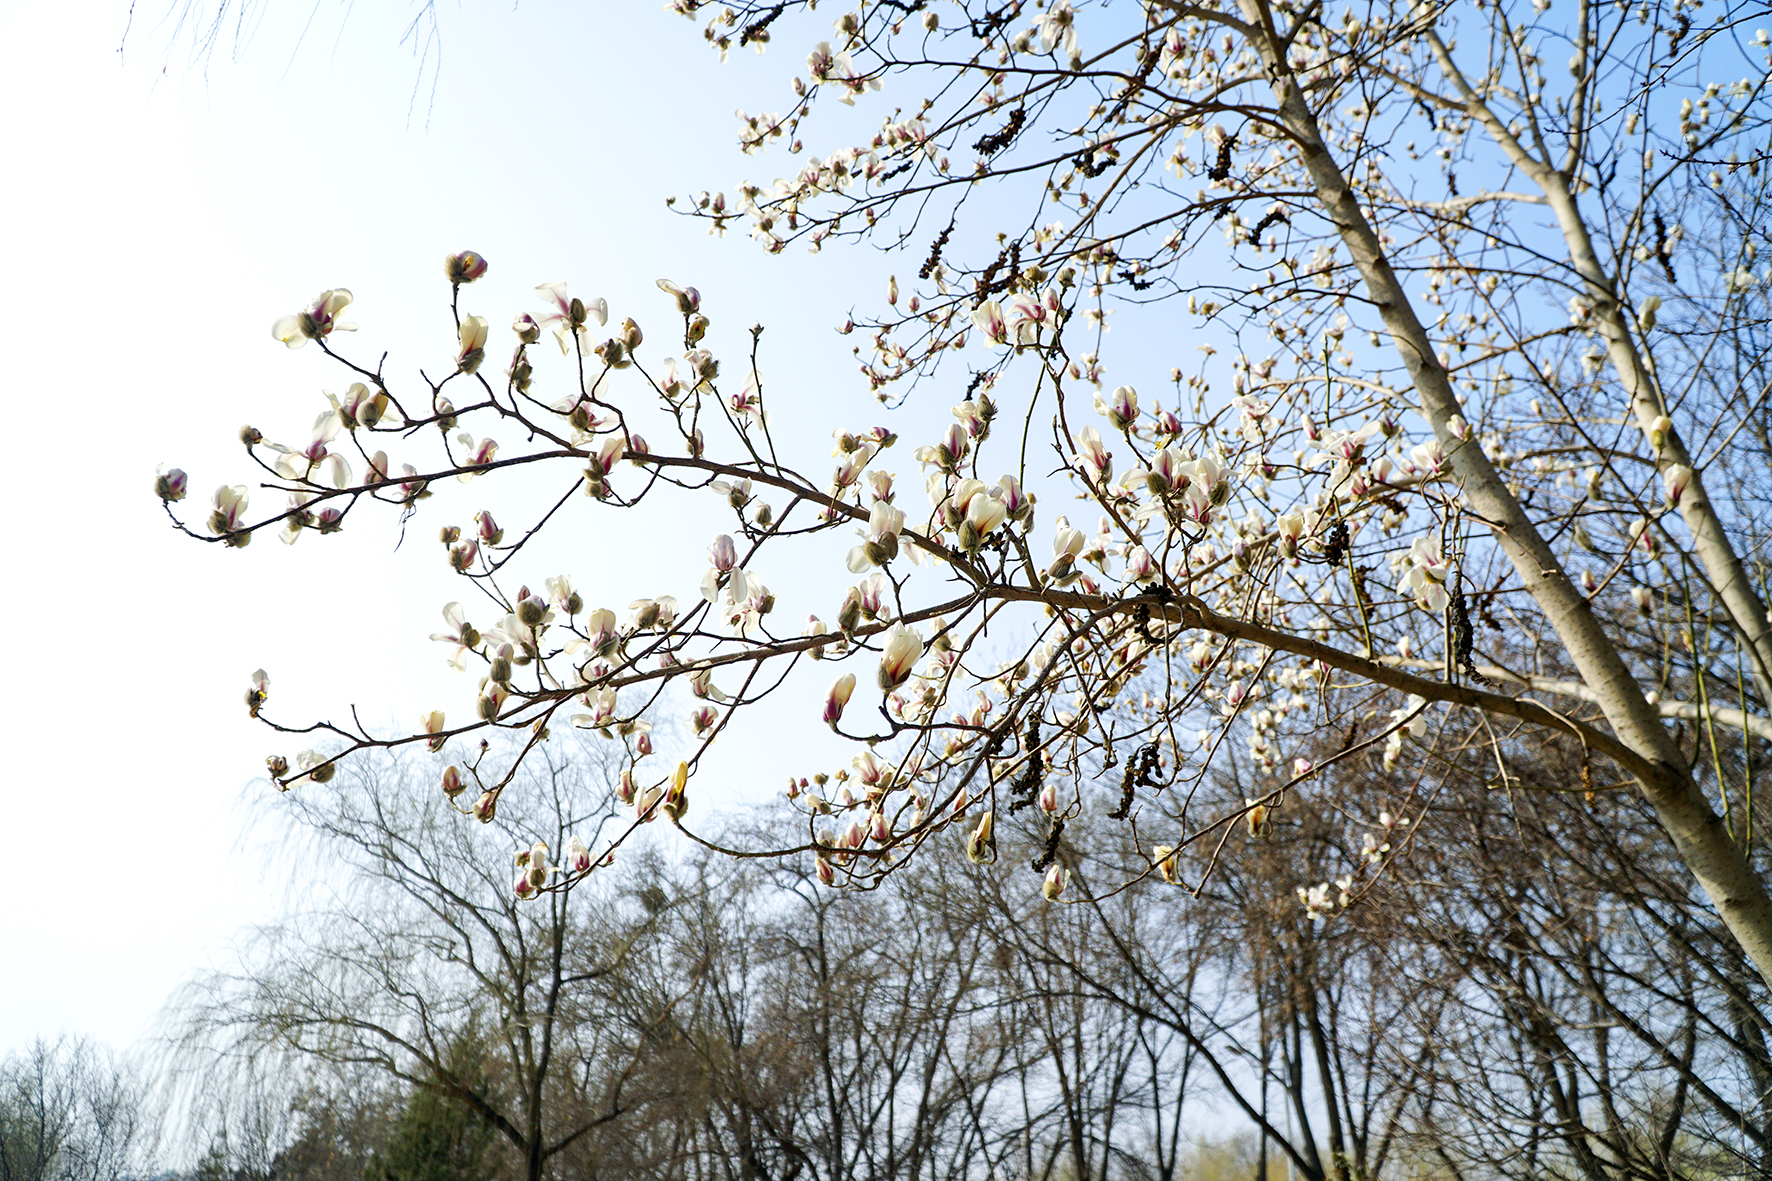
[271,289,356,349]
[1396,538,1451,613]
[847,501,906,572]
[534,281,607,354]
[877,622,924,691]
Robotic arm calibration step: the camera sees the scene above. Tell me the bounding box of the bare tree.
[0,1039,140,1181]
[166,743,657,1181]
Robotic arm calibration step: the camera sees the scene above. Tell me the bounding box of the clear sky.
[0,0,1216,1058]
[0,0,916,1055]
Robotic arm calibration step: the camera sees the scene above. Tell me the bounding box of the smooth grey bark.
[1420,28,1772,712]
[1233,0,1772,983]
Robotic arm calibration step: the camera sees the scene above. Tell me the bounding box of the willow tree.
[161,0,1772,977]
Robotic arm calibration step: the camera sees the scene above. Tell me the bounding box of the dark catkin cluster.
[1105,44,1159,124]
[1247,209,1289,245]
[919,221,954,280]
[973,107,1026,156]
[1031,818,1065,874]
[1133,601,1158,645]
[966,4,1016,38]
[976,241,1022,298]
[1006,717,1044,812]
[1322,520,1350,566]
[1654,211,1677,281]
[1108,744,1163,821]
[1450,592,1492,685]
[1073,147,1115,178]
[738,3,785,46]
[1208,134,1238,181]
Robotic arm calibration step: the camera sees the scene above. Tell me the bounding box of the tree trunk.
[1235,0,1772,983]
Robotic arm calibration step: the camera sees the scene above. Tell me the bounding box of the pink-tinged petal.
[536,282,570,314]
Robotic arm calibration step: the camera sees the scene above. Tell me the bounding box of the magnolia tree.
[162,0,1772,976]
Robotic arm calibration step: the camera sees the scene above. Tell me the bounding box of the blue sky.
[0,0,904,1054]
[0,0,1250,1057]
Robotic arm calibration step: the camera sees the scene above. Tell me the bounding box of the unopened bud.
[446,250,489,284]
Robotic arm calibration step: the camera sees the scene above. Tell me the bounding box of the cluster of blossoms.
[511,836,597,899]
[171,166,1696,918]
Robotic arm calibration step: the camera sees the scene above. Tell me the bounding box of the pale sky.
[1,0,1204,1057]
[0,0,903,1055]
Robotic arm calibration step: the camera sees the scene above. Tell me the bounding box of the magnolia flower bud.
[266,754,289,778]
[709,534,738,572]
[965,811,995,864]
[877,623,924,691]
[442,765,465,798]
[422,710,447,753]
[657,279,701,315]
[1646,415,1673,452]
[473,791,497,822]
[663,761,689,821]
[1041,865,1069,901]
[1637,295,1660,333]
[1105,385,1137,430]
[155,467,189,502]
[513,314,542,344]
[457,315,489,374]
[245,669,270,718]
[1153,845,1180,885]
[825,672,856,728]
[1663,463,1693,507]
[478,678,508,720]
[1245,797,1272,838]
[446,251,489,284]
[838,590,864,635]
